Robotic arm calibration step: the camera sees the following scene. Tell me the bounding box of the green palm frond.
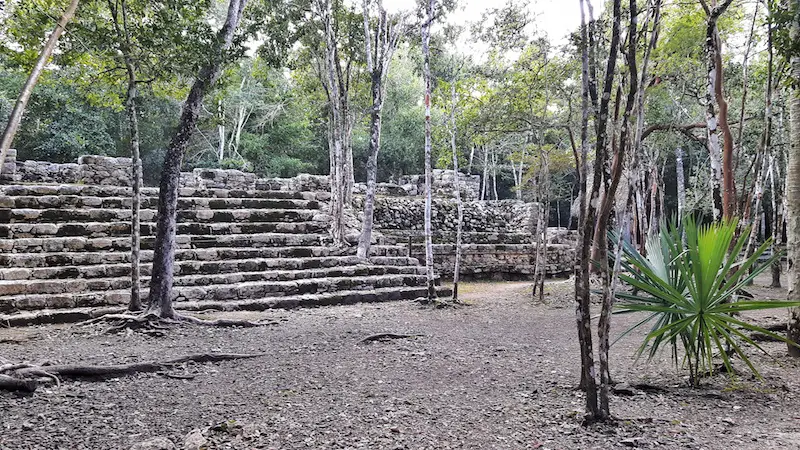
[613,216,800,387]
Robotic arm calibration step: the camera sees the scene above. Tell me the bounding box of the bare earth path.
[1,279,799,449]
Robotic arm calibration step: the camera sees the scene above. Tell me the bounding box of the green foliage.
[615,217,800,387]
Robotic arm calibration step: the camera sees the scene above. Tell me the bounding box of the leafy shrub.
[615,217,800,386]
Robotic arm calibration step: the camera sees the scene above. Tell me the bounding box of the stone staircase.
[0,184,449,325]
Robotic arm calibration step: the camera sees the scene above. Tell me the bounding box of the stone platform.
[0,183,449,326]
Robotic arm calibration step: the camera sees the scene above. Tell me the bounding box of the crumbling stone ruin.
[0,153,575,324]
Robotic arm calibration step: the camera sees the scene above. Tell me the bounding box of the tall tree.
[787,0,800,357]
[0,0,80,174]
[700,0,735,220]
[147,0,249,318]
[107,0,143,311]
[357,0,404,258]
[575,0,600,420]
[421,0,436,300]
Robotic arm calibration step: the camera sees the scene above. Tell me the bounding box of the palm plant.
[615,217,800,387]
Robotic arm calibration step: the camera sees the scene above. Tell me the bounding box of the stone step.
[180,285,453,312]
[0,255,375,280]
[5,195,322,211]
[1,274,430,312]
[0,286,454,326]
[0,264,425,297]
[0,208,322,224]
[0,233,329,253]
[0,220,326,239]
[0,184,329,201]
[368,256,422,266]
[0,246,357,268]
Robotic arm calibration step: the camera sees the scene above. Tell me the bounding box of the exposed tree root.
[414,297,460,309]
[359,333,425,344]
[78,312,277,334]
[0,353,265,393]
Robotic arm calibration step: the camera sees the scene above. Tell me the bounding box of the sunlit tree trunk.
[148,0,249,318]
[0,0,80,172]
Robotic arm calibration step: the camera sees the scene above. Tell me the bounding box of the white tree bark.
[787,0,800,356]
[422,0,436,300]
[357,0,403,259]
[450,82,464,301]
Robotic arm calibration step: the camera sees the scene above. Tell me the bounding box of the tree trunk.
[357,0,401,259]
[676,147,686,221]
[770,154,783,288]
[450,82,463,302]
[481,146,489,201]
[597,0,636,419]
[147,0,249,318]
[576,0,599,420]
[787,0,800,357]
[492,148,499,200]
[704,0,736,221]
[109,0,143,311]
[422,0,436,300]
[322,0,346,246]
[0,0,80,172]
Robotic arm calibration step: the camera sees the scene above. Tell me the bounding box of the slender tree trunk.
[109,0,143,311]
[703,0,735,221]
[422,0,436,300]
[450,82,464,301]
[676,147,686,221]
[597,0,636,419]
[0,0,80,172]
[481,146,489,201]
[322,0,346,246]
[787,0,800,356]
[576,0,599,420]
[770,154,783,288]
[492,149,500,200]
[217,100,225,163]
[357,1,401,259]
[147,0,248,318]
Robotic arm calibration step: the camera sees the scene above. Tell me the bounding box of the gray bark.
[147,0,248,318]
[357,0,402,259]
[576,0,599,420]
[422,0,436,300]
[675,147,686,221]
[787,0,800,356]
[450,82,463,301]
[108,0,143,311]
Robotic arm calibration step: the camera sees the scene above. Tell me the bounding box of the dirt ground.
[1,276,799,450]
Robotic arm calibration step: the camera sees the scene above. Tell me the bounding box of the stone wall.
[397,169,481,200]
[363,197,537,234]
[413,243,575,280]
[362,195,577,278]
[3,152,136,187]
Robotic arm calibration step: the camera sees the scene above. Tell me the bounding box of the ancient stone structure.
[357,197,576,280]
[0,152,574,324]
[0,158,449,325]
